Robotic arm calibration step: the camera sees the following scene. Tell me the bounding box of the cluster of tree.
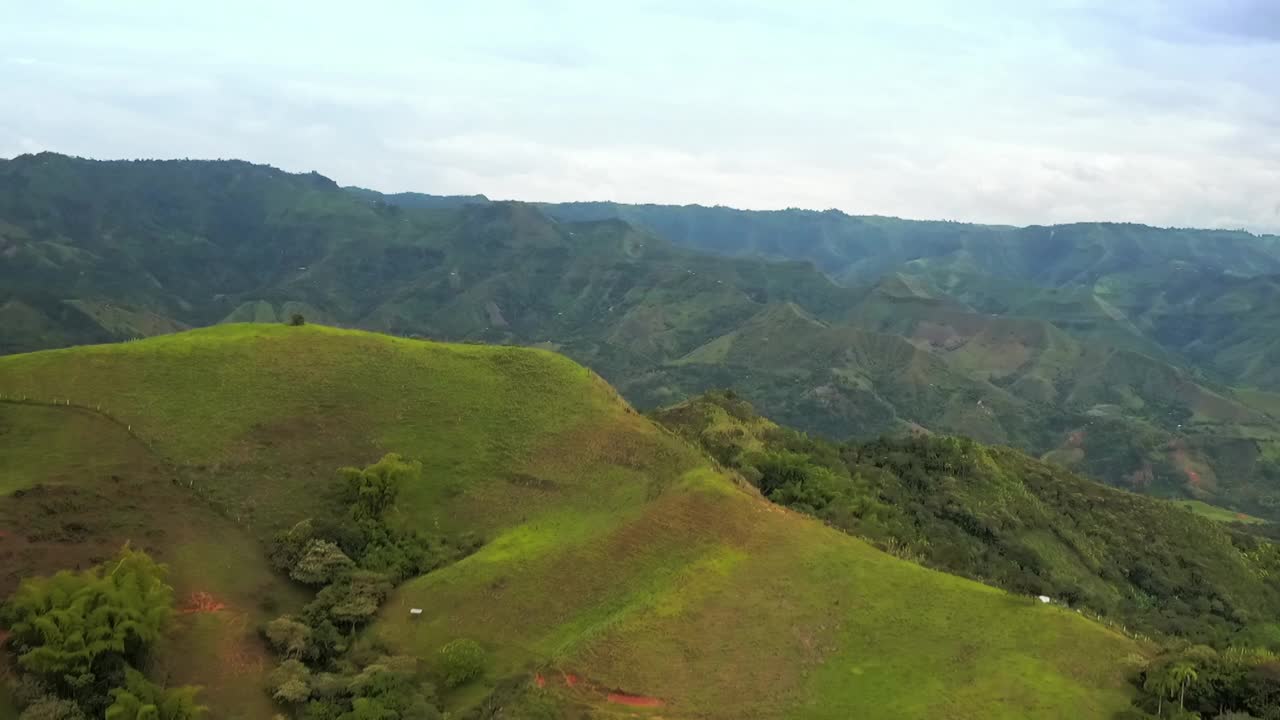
[0,546,207,719]
[262,454,484,719]
[1124,645,1280,719]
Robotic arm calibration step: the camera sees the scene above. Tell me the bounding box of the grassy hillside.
[0,325,1146,719]
[654,392,1280,648]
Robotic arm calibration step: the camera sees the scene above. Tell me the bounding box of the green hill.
[0,325,1146,719]
[654,391,1280,648]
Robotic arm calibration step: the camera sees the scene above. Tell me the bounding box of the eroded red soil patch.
[179,590,228,614]
[607,692,665,708]
[1065,429,1086,449]
[1126,462,1154,490]
[536,669,665,711]
[1166,439,1205,489]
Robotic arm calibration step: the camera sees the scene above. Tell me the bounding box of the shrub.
[18,696,86,720]
[269,660,313,704]
[104,668,206,720]
[289,313,306,326]
[291,540,356,586]
[3,547,173,683]
[264,616,313,659]
[436,639,485,688]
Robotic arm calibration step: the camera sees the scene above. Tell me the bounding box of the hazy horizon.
[5,1,1278,232]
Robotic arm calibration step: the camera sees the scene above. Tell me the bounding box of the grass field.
[1174,499,1268,525]
[0,325,1147,718]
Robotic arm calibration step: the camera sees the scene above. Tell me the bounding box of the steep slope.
[654,392,1280,648]
[0,325,1145,719]
[624,302,1035,446]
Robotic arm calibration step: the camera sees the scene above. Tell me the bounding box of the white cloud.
[1,0,1278,232]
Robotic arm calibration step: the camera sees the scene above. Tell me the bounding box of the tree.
[1145,667,1177,717]
[289,313,306,326]
[270,519,316,572]
[339,454,420,521]
[1168,661,1199,712]
[291,540,356,586]
[317,571,392,631]
[269,660,313,704]
[265,616,313,659]
[436,639,485,688]
[337,698,396,720]
[3,547,173,683]
[105,669,207,720]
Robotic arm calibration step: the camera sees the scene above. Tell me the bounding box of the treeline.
[0,546,206,719]
[1126,645,1280,719]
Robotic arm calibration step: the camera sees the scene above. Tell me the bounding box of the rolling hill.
[0,325,1147,719]
[4,152,1280,519]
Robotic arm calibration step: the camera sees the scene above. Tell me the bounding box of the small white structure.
[409,608,423,618]
[1037,595,1052,604]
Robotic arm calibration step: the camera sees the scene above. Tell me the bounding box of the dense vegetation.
[0,325,1148,718]
[0,547,205,719]
[261,454,479,720]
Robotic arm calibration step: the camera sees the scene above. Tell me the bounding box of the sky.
[3,0,1279,232]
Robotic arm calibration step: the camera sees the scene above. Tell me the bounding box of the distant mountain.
[3,152,1280,518]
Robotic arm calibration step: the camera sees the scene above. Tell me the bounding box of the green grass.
[0,323,622,537]
[0,326,1146,718]
[0,402,156,495]
[1174,499,1267,525]
[377,471,1141,719]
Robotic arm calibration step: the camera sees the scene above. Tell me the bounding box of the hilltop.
[0,325,1145,719]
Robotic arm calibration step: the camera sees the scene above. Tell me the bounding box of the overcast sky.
[3,1,1278,232]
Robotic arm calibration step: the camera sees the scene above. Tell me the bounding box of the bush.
[289,313,306,326]
[436,639,485,688]
[104,668,207,720]
[3,547,173,684]
[291,540,356,586]
[269,660,313,704]
[17,696,86,720]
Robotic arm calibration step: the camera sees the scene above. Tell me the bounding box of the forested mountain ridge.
[4,152,1280,519]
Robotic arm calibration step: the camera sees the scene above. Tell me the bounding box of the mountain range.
[4,152,1280,519]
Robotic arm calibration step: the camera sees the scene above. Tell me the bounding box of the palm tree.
[1143,668,1175,716]
[1167,661,1198,712]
